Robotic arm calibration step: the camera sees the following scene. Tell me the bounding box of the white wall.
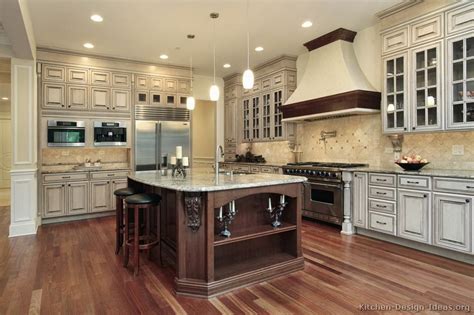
[193,74,224,151]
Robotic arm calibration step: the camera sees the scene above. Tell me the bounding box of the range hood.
[281,28,381,122]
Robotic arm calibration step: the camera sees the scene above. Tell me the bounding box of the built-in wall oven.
[47,120,85,147]
[94,121,127,146]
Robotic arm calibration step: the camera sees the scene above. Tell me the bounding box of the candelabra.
[216,200,237,237]
[266,195,287,228]
[172,158,187,178]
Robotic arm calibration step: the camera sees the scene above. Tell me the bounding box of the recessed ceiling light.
[223,63,231,68]
[83,43,94,49]
[255,46,264,52]
[1,97,8,100]
[301,20,313,28]
[90,14,103,22]
[160,54,169,60]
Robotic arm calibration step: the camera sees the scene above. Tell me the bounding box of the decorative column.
[341,171,354,235]
[9,58,38,237]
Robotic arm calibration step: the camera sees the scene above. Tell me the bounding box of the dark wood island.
[128,169,306,298]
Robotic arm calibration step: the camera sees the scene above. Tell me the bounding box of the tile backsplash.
[42,147,130,167]
[239,114,474,169]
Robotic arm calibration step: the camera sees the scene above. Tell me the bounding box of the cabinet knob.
[403,127,407,131]
[423,194,427,198]
[412,127,416,130]
[466,199,470,203]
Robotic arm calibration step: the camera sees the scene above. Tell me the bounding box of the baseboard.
[9,218,38,237]
[42,211,115,225]
[356,228,474,265]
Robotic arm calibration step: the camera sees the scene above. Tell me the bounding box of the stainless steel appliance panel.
[158,121,190,167]
[135,121,159,171]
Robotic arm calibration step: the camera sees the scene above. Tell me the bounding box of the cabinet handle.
[376,204,387,208]
[376,178,387,182]
[407,181,420,184]
[376,192,387,195]
[62,176,70,179]
[376,220,387,225]
[466,186,474,189]
[107,174,115,177]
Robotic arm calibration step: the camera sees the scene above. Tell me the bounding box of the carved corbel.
[184,192,202,232]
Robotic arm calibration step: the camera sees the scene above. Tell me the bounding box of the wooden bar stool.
[123,193,161,276]
[114,187,139,255]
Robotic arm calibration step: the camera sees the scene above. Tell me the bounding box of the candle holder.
[172,158,187,178]
[266,195,287,228]
[216,201,237,237]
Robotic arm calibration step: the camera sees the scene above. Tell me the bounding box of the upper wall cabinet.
[42,64,66,82]
[67,68,89,84]
[90,70,111,86]
[381,2,474,133]
[112,73,131,88]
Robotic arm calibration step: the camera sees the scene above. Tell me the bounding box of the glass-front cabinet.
[242,98,251,142]
[383,53,408,133]
[273,90,284,139]
[411,42,442,131]
[447,32,474,129]
[262,92,271,139]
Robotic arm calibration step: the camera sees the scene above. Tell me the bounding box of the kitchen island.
[128,169,306,298]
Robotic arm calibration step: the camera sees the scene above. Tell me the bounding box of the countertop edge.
[343,167,474,179]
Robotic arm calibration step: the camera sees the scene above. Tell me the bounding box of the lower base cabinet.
[352,172,368,228]
[43,181,89,217]
[433,193,472,253]
[91,180,111,212]
[398,190,431,244]
[67,181,89,215]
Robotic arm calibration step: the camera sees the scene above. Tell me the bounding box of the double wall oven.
[47,120,85,147]
[283,162,366,225]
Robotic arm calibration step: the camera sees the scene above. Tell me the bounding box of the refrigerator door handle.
[156,122,161,170]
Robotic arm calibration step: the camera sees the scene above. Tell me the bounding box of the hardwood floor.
[0,188,9,207]
[0,207,473,314]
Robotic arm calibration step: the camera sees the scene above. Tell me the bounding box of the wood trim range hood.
[281,28,381,122]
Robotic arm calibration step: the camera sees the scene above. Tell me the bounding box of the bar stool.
[114,187,139,255]
[123,193,161,276]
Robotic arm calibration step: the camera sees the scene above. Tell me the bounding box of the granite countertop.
[128,168,307,192]
[345,166,474,179]
[221,161,286,168]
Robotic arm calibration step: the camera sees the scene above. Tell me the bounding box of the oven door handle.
[308,182,342,189]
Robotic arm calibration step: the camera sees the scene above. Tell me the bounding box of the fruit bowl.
[395,162,429,171]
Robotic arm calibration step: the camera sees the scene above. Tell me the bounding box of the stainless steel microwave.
[47,120,86,147]
[93,121,127,146]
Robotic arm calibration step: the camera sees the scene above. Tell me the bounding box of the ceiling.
[26,0,401,77]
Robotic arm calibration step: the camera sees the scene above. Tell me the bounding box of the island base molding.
[357,228,474,265]
[175,256,305,298]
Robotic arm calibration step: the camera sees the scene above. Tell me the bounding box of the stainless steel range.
[282,162,367,225]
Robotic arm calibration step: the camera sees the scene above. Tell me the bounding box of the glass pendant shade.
[210,84,220,101]
[243,69,254,89]
[186,96,196,110]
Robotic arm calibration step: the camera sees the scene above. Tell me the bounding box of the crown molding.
[375,0,424,19]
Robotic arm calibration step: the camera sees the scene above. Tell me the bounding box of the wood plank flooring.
[0,206,473,314]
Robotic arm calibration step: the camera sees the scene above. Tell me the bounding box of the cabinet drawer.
[232,165,250,172]
[433,177,474,195]
[369,212,396,235]
[369,173,396,187]
[382,27,409,54]
[91,171,129,180]
[446,3,474,35]
[250,166,261,173]
[43,173,88,182]
[369,186,396,201]
[398,175,431,190]
[369,199,396,214]
[260,166,275,174]
[410,15,443,46]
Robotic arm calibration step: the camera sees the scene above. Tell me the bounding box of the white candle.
[282,195,285,203]
[219,206,223,219]
[232,201,236,214]
[176,146,182,159]
[182,156,189,167]
[171,156,177,165]
[268,197,272,209]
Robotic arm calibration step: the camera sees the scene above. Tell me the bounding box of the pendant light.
[242,0,254,90]
[209,12,220,101]
[186,34,196,110]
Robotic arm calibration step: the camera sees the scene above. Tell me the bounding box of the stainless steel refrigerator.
[135,121,191,171]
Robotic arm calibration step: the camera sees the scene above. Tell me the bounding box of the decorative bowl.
[395,162,429,171]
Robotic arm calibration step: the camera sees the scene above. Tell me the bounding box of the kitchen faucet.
[215,145,224,183]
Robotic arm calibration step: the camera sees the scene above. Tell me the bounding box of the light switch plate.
[452,145,464,156]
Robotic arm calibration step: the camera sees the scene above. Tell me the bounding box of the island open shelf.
[127,169,306,298]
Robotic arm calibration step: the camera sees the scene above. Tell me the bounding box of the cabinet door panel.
[410,15,443,46]
[382,27,409,55]
[446,3,474,35]
[43,83,66,109]
[67,85,89,110]
[42,64,65,82]
[112,73,131,88]
[353,172,368,228]
[91,181,111,212]
[91,88,111,111]
[433,193,472,253]
[178,79,190,94]
[383,53,408,133]
[68,182,89,214]
[398,190,431,243]
[135,75,148,89]
[135,91,149,105]
[112,89,130,112]
[43,183,66,217]
[150,77,163,90]
[91,70,111,86]
[165,79,177,92]
[67,68,88,84]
